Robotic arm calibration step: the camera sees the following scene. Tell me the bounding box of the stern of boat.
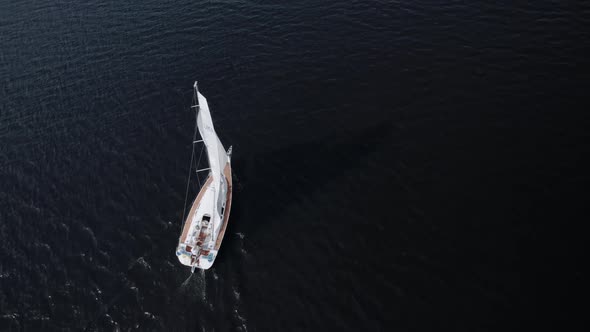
[176,244,218,271]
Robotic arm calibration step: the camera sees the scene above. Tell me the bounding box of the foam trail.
[180,273,193,289]
[199,269,207,301]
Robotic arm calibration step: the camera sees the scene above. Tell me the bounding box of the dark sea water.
[1,0,589,331]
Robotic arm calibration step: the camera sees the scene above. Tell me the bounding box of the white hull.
[177,161,232,270]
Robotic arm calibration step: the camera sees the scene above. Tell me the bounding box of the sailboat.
[176,82,233,271]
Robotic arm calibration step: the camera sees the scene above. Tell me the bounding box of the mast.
[193,81,200,110]
[193,81,209,180]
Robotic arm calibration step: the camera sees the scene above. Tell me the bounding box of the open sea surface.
[1,0,588,331]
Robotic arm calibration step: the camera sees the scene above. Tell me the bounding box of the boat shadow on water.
[216,121,397,260]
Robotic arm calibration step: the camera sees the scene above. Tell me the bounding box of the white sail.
[196,90,227,185]
[195,86,229,241]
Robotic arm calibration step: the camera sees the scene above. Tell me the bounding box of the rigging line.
[196,142,205,188]
[181,91,199,224]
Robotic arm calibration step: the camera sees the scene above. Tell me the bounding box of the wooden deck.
[214,162,233,250]
[179,176,213,243]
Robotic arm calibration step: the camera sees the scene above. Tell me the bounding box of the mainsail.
[196,85,227,186]
[195,83,229,239]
